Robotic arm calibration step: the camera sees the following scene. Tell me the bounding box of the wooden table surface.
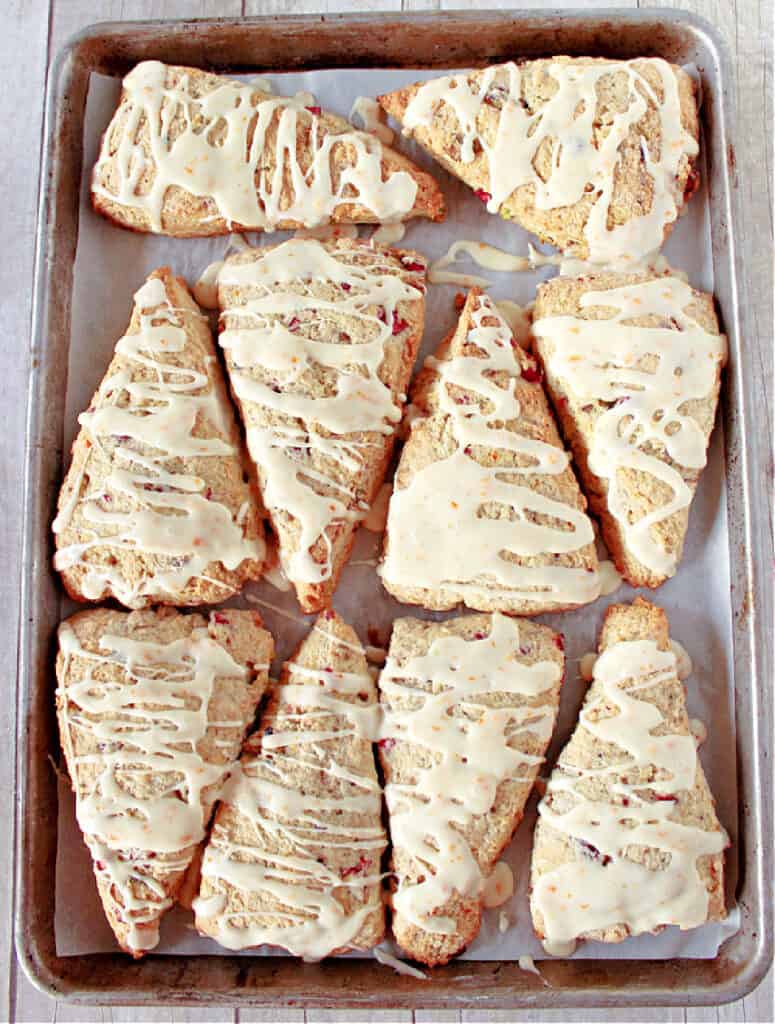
[2,0,771,1021]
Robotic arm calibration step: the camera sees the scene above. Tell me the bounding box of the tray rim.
[14,6,773,1010]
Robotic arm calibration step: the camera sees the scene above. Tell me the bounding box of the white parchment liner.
[54,67,740,961]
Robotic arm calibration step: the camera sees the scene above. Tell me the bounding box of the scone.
[530,597,727,954]
[218,237,427,613]
[379,612,565,966]
[195,611,387,959]
[533,269,726,588]
[379,288,600,615]
[379,58,699,263]
[92,61,445,236]
[53,267,266,609]
[56,606,273,957]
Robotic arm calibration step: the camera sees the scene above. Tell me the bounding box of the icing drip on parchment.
[380,293,600,607]
[533,638,726,951]
[57,619,259,953]
[380,614,562,934]
[52,276,263,606]
[219,238,425,585]
[533,276,726,576]
[195,621,386,959]
[402,59,697,263]
[93,61,418,232]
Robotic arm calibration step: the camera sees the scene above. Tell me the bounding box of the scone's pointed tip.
[377,88,410,121]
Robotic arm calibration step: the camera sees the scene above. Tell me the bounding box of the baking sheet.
[54,66,740,962]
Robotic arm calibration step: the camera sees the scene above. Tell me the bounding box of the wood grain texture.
[4,0,771,1022]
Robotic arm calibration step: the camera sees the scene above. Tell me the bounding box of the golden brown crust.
[196,611,387,956]
[380,287,599,614]
[53,267,266,608]
[380,613,564,966]
[218,239,427,614]
[379,57,699,258]
[93,63,445,236]
[530,597,727,946]
[56,606,273,956]
[533,269,724,588]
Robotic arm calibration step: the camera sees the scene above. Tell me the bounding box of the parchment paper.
[55,67,740,961]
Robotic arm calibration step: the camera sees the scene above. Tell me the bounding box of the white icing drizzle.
[533,638,726,950]
[380,293,600,608]
[351,96,395,145]
[598,560,624,596]
[57,619,257,953]
[495,300,533,349]
[219,239,425,585]
[690,718,707,746]
[195,622,386,959]
[402,59,697,263]
[52,276,263,606]
[482,860,515,909]
[380,614,562,934]
[518,954,548,983]
[371,222,406,247]
[428,239,558,287]
[93,61,419,232]
[534,276,726,576]
[373,945,429,979]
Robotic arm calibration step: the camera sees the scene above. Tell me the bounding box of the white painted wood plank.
[304,1013,411,1023]
[461,1010,685,1023]
[237,1009,305,1023]
[415,1011,462,1023]
[1,1,55,1021]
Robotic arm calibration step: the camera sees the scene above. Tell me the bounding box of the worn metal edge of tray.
[14,7,772,1011]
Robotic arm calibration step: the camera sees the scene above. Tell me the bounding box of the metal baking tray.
[16,8,772,1010]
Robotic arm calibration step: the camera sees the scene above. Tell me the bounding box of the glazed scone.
[380,58,699,263]
[195,611,387,959]
[379,288,600,615]
[53,268,266,608]
[218,238,427,613]
[92,61,445,237]
[379,612,565,966]
[530,597,727,954]
[56,606,273,957]
[533,269,726,588]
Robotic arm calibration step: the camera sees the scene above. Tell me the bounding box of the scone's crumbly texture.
[380,287,600,615]
[533,269,726,588]
[92,61,445,237]
[56,606,273,957]
[380,57,699,264]
[218,237,427,613]
[530,597,727,953]
[52,267,266,609]
[195,611,387,958]
[379,612,564,966]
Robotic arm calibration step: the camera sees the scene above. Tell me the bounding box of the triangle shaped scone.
[530,597,727,954]
[195,611,387,959]
[56,606,273,956]
[379,288,600,614]
[52,268,266,609]
[379,58,698,263]
[218,237,428,613]
[533,269,727,588]
[379,612,565,966]
[92,61,445,237]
